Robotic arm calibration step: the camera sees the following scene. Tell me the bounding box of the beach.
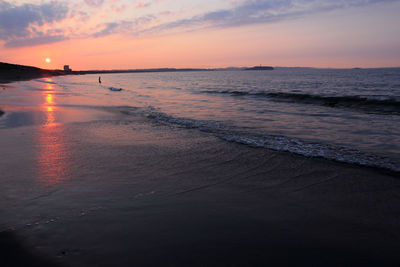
[1,74,400,266]
[2,0,400,264]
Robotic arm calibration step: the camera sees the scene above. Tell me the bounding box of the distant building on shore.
[64,65,72,72]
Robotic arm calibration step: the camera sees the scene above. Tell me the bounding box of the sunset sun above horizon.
[45,58,51,63]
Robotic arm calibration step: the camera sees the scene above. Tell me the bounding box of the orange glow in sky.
[1,0,399,69]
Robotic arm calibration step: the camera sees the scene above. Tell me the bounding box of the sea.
[1,67,400,172]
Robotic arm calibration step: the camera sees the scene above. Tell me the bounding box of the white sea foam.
[147,111,400,172]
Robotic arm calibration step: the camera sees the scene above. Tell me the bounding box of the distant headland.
[0,62,66,83]
[0,62,276,83]
[245,66,274,70]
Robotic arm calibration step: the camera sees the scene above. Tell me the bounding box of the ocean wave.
[146,111,400,172]
[147,112,223,132]
[204,90,400,115]
[221,135,400,172]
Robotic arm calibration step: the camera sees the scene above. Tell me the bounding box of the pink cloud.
[84,0,105,7]
[135,1,151,9]
[111,4,127,13]
[160,10,173,16]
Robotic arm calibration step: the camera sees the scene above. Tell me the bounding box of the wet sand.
[1,85,12,116]
[1,103,400,267]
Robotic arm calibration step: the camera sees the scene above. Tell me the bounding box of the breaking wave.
[204,90,400,115]
[146,111,400,172]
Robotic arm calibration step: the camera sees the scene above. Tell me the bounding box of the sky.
[0,0,399,69]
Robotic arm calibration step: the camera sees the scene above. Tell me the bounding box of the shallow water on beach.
[1,68,400,171]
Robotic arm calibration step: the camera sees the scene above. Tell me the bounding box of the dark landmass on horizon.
[0,62,66,83]
[245,66,274,70]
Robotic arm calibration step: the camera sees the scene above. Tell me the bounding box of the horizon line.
[2,61,400,72]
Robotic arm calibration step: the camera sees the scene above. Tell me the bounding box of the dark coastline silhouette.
[0,62,65,83]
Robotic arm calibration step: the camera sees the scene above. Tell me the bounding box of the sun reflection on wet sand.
[36,79,69,186]
[46,94,53,105]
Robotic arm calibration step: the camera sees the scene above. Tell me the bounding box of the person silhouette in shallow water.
[99,76,101,84]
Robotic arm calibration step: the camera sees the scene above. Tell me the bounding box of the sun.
[45,58,51,63]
